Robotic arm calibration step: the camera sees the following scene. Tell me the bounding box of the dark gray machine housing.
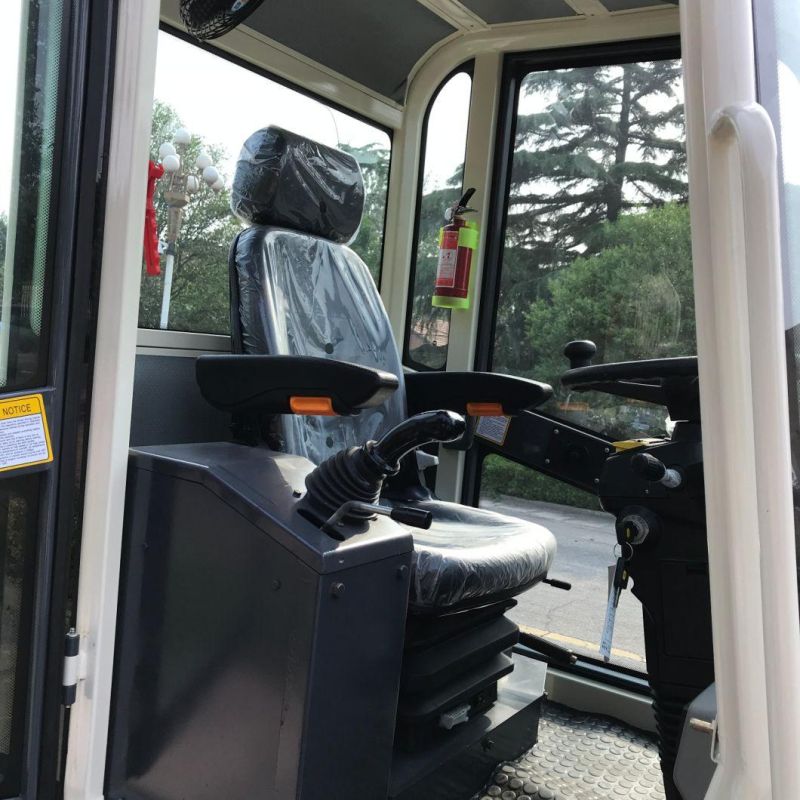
[106,442,545,800]
[106,442,413,799]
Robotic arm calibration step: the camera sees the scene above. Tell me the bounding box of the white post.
[159,249,175,329]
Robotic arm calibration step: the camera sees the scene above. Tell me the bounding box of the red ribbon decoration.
[144,160,165,276]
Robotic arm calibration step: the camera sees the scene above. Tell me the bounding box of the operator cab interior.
[108,2,715,800]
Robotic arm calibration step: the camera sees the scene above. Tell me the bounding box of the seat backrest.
[229,126,406,464]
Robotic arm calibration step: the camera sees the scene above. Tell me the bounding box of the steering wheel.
[561,340,700,423]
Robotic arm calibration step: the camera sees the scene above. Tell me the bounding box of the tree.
[525,203,694,435]
[140,105,393,333]
[139,101,242,334]
[494,60,688,374]
[339,142,390,285]
[483,204,694,504]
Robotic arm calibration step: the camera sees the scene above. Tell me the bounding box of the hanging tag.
[599,557,628,662]
[599,582,618,662]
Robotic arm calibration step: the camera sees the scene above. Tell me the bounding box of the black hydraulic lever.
[518,631,578,666]
[322,501,433,538]
[300,410,466,527]
[543,577,572,591]
[631,452,682,488]
[370,410,466,472]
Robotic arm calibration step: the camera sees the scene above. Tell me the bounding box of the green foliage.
[141,103,392,333]
[406,166,465,369]
[339,142,390,286]
[526,203,694,440]
[525,203,693,381]
[494,60,689,375]
[481,455,600,511]
[476,62,694,505]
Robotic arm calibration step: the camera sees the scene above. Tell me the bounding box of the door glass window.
[404,69,472,371]
[0,476,39,796]
[0,0,61,392]
[0,0,62,793]
[139,31,392,335]
[481,55,693,667]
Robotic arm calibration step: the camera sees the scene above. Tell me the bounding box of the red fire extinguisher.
[432,187,479,310]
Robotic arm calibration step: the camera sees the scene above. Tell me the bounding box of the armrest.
[405,371,552,416]
[196,355,399,415]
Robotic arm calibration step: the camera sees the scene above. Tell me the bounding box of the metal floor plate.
[474,701,666,800]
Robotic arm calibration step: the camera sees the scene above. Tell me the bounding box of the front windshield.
[479,54,695,671]
[492,61,695,442]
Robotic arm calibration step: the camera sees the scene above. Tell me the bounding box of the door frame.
[680,0,800,797]
[60,2,161,799]
[0,0,118,795]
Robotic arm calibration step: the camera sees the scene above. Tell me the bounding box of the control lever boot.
[299,410,466,527]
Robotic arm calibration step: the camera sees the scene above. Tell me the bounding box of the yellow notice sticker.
[0,394,53,472]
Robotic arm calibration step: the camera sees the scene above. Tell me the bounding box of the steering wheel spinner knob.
[564,340,597,369]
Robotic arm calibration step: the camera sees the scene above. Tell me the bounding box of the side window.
[139,31,392,335]
[492,58,693,435]
[1,1,60,392]
[477,53,692,669]
[403,69,472,371]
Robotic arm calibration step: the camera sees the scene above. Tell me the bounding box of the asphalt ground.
[481,496,647,673]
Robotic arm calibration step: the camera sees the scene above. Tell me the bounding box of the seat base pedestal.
[390,654,546,800]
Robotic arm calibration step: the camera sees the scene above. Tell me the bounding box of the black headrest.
[230,126,365,244]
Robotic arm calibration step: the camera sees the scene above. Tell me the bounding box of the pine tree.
[494,59,688,374]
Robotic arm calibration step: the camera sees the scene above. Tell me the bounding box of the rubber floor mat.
[474,701,665,800]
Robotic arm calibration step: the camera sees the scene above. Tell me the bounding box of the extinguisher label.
[436,229,459,288]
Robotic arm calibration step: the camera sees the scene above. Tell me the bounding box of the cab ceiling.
[239,0,679,103]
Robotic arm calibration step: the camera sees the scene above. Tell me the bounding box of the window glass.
[139,31,391,335]
[0,0,61,391]
[480,57,692,669]
[480,456,646,671]
[404,70,472,370]
[493,60,693,439]
[0,475,39,796]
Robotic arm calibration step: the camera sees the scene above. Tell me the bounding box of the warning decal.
[475,415,511,446]
[0,394,53,472]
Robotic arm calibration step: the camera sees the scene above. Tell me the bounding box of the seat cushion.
[392,500,557,612]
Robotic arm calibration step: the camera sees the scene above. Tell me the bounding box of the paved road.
[481,496,647,672]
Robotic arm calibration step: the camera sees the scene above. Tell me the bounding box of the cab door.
[0,1,116,796]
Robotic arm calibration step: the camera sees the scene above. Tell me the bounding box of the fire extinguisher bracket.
[457,224,479,250]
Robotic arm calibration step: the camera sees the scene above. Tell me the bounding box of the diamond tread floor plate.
[473,701,666,800]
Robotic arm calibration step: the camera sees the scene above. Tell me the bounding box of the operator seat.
[222,126,556,618]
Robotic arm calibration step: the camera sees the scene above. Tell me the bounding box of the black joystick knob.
[564,340,597,369]
[632,452,666,482]
[631,452,682,489]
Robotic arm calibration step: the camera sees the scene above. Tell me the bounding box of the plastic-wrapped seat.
[226,126,556,615]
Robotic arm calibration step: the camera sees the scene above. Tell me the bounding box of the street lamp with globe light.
[155,127,224,329]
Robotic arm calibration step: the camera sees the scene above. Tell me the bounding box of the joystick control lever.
[631,452,682,489]
[299,410,466,528]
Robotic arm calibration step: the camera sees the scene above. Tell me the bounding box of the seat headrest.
[230,126,365,244]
